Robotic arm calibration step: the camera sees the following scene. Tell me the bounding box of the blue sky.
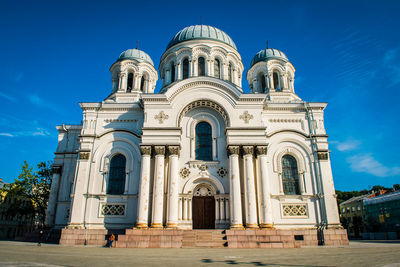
[0,0,399,191]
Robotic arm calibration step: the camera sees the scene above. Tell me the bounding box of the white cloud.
[27,94,62,114]
[331,139,361,152]
[0,133,14,137]
[347,153,400,177]
[0,92,16,102]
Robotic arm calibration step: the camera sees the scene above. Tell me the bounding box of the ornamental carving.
[154,146,165,156]
[80,152,90,160]
[256,146,268,156]
[227,146,240,156]
[168,146,180,156]
[317,152,329,161]
[194,186,213,196]
[140,146,152,156]
[242,146,254,155]
[282,204,308,217]
[179,167,190,179]
[178,99,230,126]
[217,167,227,178]
[101,204,126,216]
[239,111,253,124]
[199,164,208,171]
[154,111,169,124]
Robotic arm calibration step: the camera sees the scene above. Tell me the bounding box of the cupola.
[109,48,158,95]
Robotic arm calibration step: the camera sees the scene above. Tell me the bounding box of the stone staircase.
[182,230,227,248]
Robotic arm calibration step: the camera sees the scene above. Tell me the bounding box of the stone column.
[183,197,187,221]
[151,146,165,228]
[220,197,225,221]
[257,146,273,228]
[45,165,62,227]
[243,146,258,228]
[178,197,183,221]
[136,146,152,228]
[225,198,230,220]
[166,146,180,228]
[215,198,220,222]
[227,146,243,229]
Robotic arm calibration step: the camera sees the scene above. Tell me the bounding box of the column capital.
[168,145,180,156]
[140,145,152,156]
[256,146,268,156]
[242,146,254,156]
[154,146,165,156]
[227,145,240,156]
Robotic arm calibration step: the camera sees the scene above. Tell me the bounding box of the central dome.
[166,25,237,50]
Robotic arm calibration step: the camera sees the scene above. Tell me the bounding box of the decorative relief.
[178,100,230,126]
[179,167,191,178]
[227,146,240,156]
[154,111,169,124]
[282,203,308,217]
[101,204,126,216]
[104,119,137,123]
[269,118,302,123]
[154,146,165,156]
[140,146,152,156]
[317,152,329,161]
[217,167,227,178]
[199,164,208,171]
[256,146,268,156]
[239,111,253,124]
[79,152,90,160]
[194,187,213,196]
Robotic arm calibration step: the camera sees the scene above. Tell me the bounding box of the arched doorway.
[192,186,215,229]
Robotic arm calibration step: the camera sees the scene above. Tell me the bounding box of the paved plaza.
[0,241,400,267]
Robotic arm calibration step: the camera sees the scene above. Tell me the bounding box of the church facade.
[46,25,342,233]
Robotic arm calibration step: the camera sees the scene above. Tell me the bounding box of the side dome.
[166,25,237,50]
[117,49,154,66]
[250,48,288,67]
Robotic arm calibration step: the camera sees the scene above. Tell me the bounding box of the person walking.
[109,233,115,248]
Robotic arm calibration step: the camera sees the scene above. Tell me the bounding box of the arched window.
[195,121,212,161]
[170,62,175,83]
[273,71,280,91]
[258,73,266,92]
[182,58,189,79]
[198,57,205,76]
[140,76,145,92]
[228,63,233,82]
[214,59,220,78]
[127,73,133,92]
[107,154,126,195]
[282,155,300,195]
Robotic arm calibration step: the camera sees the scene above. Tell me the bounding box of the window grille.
[195,122,212,161]
[101,204,126,216]
[282,204,308,217]
[282,155,300,195]
[107,154,126,195]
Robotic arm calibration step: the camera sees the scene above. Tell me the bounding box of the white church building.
[46,25,347,247]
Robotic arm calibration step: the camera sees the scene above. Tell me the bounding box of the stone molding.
[178,99,230,127]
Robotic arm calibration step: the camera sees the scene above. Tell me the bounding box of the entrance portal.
[192,196,215,229]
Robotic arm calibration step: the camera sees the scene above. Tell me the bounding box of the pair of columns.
[136,145,180,229]
[227,145,273,229]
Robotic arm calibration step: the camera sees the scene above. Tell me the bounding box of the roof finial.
[266,40,269,49]
[136,40,139,50]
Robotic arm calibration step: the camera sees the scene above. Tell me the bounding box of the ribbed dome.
[167,25,237,50]
[251,48,288,67]
[117,49,154,66]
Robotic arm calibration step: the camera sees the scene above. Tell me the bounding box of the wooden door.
[192,196,215,229]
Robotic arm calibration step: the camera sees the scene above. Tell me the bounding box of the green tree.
[393,184,400,191]
[0,161,52,227]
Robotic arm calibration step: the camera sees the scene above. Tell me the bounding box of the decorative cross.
[239,111,253,124]
[154,111,169,124]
